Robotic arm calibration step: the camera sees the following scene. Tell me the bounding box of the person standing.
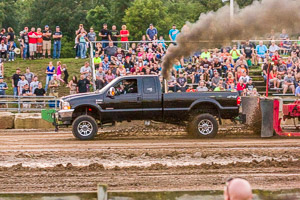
[17,75,29,95]
[62,64,69,84]
[169,24,179,43]
[109,25,119,47]
[56,61,65,83]
[36,28,43,59]
[6,27,15,47]
[53,26,63,59]
[120,25,129,50]
[0,77,8,96]
[42,25,52,58]
[30,76,39,94]
[45,61,55,92]
[28,27,38,60]
[146,24,157,41]
[0,40,7,61]
[21,27,29,60]
[24,67,34,84]
[77,74,90,93]
[11,68,21,96]
[76,29,88,59]
[99,24,110,48]
[87,27,96,48]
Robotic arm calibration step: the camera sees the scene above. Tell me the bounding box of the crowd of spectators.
[0,25,300,98]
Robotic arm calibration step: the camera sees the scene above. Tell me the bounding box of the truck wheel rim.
[198,119,213,135]
[77,121,93,137]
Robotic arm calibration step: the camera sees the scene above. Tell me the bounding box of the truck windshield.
[98,77,122,94]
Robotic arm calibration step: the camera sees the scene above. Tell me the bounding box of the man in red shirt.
[120,24,129,50]
[28,27,38,60]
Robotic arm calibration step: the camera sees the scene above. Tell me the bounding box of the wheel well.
[72,106,100,121]
[189,103,219,117]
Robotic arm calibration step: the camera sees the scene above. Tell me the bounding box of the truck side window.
[114,79,138,95]
[143,77,156,94]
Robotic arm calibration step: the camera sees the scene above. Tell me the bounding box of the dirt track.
[0,125,300,193]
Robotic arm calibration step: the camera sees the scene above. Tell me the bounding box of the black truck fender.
[188,99,222,124]
[72,103,102,121]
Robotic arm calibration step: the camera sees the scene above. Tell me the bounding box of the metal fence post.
[97,184,108,200]
[17,96,21,113]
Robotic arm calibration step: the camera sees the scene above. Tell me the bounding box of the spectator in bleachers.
[146,24,158,41]
[255,41,268,62]
[176,73,187,92]
[80,61,92,78]
[283,38,292,55]
[94,53,102,70]
[197,81,208,92]
[0,40,7,61]
[262,59,273,82]
[239,72,250,84]
[95,67,106,90]
[7,42,15,61]
[99,24,110,48]
[167,75,176,92]
[102,56,110,72]
[230,45,241,63]
[214,78,226,91]
[105,41,118,61]
[186,85,196,92]
[212,58,222,76]
[169,24,180,43]
[269,40,280,57]
[246,78,255,95]
[105,69,115,83]
[236,79,246,96]
[185,63,195,83]
[269,65,279,89]
[200,49,211,60]
[120,25,129,50]
[242,40,255,67]
[283,72,295,94]
[0,62,3,78]
[211,71,220,90]
[0,77,8,96]
[6,27,15,46]
[279,29,289,42]
[109,25,119,46]
[295,81,300,97]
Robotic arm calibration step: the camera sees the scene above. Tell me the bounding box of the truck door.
[142,77,162,120]
[102,78,143,120]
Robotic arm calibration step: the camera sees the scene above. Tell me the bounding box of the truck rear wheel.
[188,113,218,138]
[72,115,98,140]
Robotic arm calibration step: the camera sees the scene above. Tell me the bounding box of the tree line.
[0,0,255,57]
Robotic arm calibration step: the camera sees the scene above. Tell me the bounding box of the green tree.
[123,0,170,40]
[86,5,111,30]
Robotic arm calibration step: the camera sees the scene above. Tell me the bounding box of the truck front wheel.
[188,113,218,138]
[72,115,98,140]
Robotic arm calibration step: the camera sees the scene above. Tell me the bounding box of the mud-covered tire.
[188,113,218,138]
[72,115,98,140]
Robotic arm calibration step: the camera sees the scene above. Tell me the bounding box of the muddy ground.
[0,122,299,193]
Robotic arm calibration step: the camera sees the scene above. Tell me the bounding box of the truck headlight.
[62,102,71,110]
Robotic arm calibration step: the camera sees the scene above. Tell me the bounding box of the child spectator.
[197,81,208,92]
[56,61,65,83]
[236,79,246,96]
[176,73,187,92]
[36,28,43,58]
[62,64,69,84]
[68,75,78,95]
[0,40,7,61]
[186,85,196,92]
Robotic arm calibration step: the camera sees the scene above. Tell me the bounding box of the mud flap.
[260,99,274,137]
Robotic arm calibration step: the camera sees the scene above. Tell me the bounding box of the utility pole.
[230,0,234,22]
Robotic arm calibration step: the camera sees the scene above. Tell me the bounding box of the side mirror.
[108,87,115,98]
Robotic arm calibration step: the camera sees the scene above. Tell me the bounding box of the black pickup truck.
[51,75,242,140]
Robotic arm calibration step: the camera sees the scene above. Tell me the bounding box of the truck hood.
[61,92,99,102]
